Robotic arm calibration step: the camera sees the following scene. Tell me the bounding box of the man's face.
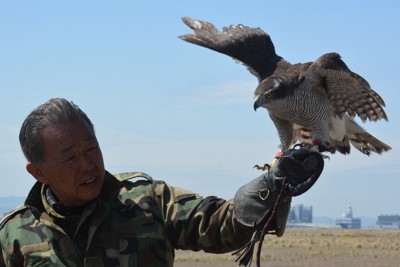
[27,118,105,207]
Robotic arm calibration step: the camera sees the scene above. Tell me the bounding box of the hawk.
[179,17,391,156]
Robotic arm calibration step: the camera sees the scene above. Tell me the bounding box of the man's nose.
[78,154,94,172]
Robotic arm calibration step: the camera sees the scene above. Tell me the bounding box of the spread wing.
[307,52,388,122]
[179,17,283,82]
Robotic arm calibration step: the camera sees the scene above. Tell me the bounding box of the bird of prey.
[179,17,391,156]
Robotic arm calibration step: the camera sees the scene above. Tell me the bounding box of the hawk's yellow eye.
[265,92,273,99]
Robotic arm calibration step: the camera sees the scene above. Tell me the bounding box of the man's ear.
[26,162,48,184]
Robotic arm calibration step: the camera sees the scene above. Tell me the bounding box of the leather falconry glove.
[233,146,324,266]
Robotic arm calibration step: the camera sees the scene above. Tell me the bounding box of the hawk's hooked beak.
[254,94,261,111]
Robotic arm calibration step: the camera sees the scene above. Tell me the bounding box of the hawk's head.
[253,76,295,111]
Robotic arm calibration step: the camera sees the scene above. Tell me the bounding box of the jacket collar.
[24,171,122,216]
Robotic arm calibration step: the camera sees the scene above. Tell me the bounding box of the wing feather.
[179,17,282,82]
[307,53,387,122]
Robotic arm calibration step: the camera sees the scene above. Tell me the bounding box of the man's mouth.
[82,176,97,185]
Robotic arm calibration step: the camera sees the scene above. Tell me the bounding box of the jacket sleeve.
[151,180,254,253]
[0,207,29,267]
[0,251,5,267]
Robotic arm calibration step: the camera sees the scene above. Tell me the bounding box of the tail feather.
[345,118,391,155]
[293,118,391,156]
[348,132,391,155]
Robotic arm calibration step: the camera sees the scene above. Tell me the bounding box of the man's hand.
[272,147,324,196]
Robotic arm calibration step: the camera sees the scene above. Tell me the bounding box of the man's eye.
[59,154,76,163]
[62,156,75,163]
[87,146,98,152]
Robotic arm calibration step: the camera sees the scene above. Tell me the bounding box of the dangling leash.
[255,183,286,267]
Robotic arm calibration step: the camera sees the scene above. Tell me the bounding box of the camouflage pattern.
[0,171,255,266]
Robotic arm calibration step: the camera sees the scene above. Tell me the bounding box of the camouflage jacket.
[0,171,253,267]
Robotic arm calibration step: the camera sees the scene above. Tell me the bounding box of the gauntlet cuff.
[234,174,291,236]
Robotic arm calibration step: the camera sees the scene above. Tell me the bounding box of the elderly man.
[0,98,323,267]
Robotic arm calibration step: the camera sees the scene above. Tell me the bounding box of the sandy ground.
[174,228,400,267]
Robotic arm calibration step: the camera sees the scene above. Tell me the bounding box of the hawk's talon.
[254,154,280,171]
[311,144,321,152]
[294,142,331,159]
[321,154,331,160]
[312,140,335,154]
[253,163,271,171]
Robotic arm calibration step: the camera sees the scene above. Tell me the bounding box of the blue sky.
[0,1,399,219]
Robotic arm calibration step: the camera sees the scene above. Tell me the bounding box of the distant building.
[288,204,313,223]
[336,205,361,229]
[376,215,400,229]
